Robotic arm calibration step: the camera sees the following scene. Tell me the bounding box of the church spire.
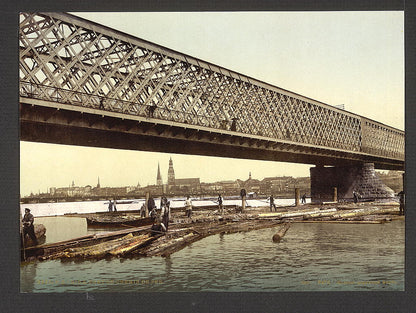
[157,163,163,185]
[97,176,100,188]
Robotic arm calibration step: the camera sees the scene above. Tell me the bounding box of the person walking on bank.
[217,194,223,214]
[185,196,193,218]
[22,208,38,246]
[301,194,307,204]
[353,191,359,204]
[269,195,277,212]
[113,199,117,212]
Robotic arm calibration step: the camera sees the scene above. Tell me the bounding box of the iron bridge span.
[19,12,404,170]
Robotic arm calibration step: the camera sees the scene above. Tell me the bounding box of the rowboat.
[86,216,154,227]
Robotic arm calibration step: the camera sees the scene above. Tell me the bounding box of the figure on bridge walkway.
[148,104,157,118]
[113,199,117,212]
[231,118,238,131]
[108,200,113,212]
[22,208,37,246]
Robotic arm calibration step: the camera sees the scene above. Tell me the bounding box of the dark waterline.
[21,219,404,292]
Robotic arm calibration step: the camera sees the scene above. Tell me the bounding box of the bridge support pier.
[310,163,395,203]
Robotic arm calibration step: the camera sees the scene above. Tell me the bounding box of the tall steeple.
[167,157,175,186]
[97,176,100,188]
[157,163,163,185]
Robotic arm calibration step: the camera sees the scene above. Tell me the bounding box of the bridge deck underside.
[20,101,403,170]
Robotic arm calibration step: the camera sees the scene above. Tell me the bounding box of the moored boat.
[86,216,154,227]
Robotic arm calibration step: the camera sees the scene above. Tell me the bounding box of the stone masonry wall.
[310,163,395,203]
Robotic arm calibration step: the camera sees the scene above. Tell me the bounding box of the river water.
[20,214,404,292]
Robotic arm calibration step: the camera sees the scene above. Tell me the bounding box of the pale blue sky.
[20,11,404,196]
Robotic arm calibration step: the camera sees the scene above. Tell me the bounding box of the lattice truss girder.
[19,12,404,160]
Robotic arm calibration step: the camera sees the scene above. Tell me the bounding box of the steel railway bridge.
[19,12,404,175]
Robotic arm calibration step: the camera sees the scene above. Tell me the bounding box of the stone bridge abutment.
[310,163,396,203]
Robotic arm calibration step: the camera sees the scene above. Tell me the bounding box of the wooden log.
[272,223,291,242]
[63,233,136,258]
[294,220,385,224]
[109,234,154,255]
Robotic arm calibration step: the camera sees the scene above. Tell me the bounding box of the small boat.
[21,224,46,247]
[86,216,154,227]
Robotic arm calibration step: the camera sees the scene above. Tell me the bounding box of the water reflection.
[165,256,172,278]
[20,262,37,292]
[20,220,404,292]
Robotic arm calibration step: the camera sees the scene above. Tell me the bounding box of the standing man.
[108,200,113,212]
[353,191,359,204]
[269,195,277,212]
[161,200,171,231]
[185,196,193,218]
[217,194,223,214]
[22,208,37,246]
[140,203,146,218]
[301,194,307,204]
[398,191,405,216]
[148,196,156,215]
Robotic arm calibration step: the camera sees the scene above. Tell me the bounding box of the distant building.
[167,157,175,186]
[165,157,201,194]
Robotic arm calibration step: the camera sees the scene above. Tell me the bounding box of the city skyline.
[20,11,404,197]
[21,152,310,196]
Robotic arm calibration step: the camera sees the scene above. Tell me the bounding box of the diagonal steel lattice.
[19,12,404,161]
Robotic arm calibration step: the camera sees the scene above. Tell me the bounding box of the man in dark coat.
[269,195,277,212]
[398,191,405,215]
[22,208,38,245]
[217,194,223,214]
[148,197,156,214]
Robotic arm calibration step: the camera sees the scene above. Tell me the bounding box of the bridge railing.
[20,80,404,160]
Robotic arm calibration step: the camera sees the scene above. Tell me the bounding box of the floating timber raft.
[23,202,402,261]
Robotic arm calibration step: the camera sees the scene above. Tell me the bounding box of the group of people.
[149,196,172,236]
[268,193,307,211]
[107,199,117,212]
